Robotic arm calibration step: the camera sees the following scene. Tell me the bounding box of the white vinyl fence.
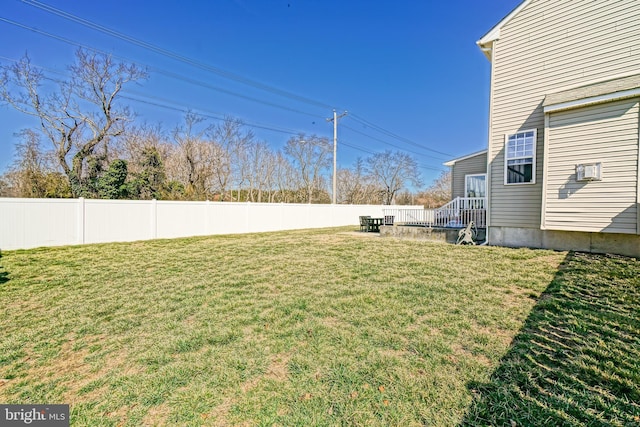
[0,198,418,250]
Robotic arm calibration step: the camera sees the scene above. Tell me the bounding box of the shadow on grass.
[461,251,640,426]
[0,250,8,284]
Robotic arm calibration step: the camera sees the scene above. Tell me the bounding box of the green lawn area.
[0,227,638,426]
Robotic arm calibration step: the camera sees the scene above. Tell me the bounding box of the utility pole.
[327,110,347,204]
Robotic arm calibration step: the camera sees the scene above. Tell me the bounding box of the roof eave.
[476,0,533,60]
[476,40,494,61]
[477,27,501,48]
[444,149,488,167]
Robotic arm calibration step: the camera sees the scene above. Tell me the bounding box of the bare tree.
[261,148,279,203]
[208,119,234,201]
[208,117,254,201]
[284,134,331,203]
[7,129,48,197]
[416,170,451,208]
[244,141,276,202]
[172,112,215,199]
[366,150,422,205]
[0,50,147,196]
[2,129,71,198]
[273,151,296,203]
[119,124,169,174]
[394,190,415,205]
[0,174,11,197]
[337,158,380,204]
[204,139,229,201]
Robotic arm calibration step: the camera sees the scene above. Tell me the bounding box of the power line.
[340,141,378,156]
[126,91,444,171]
[0,52,445,175]
[0,17,326,120]
[0,53,308,137]
[21,0,336,110]
[121,92,305,136]
[15,1,454,159]
[2,12,451,162]
[339,140,444,172]
[349,113,452,157]
[342,124,449,161]
[0,19,444,161]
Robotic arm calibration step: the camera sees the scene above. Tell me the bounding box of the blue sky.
[0,0,520,185]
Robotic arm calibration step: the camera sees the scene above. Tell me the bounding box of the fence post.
[246,202,250,233]
[77,197,85,245]
[205,199,211,235]
[151,199,157,239]
[278,202,284,231]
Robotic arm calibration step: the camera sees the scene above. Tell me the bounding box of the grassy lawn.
[0,227,638,426]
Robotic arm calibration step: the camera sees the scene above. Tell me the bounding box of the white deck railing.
[383,197,486,228]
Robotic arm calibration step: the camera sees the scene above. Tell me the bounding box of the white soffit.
[476,0,533,59]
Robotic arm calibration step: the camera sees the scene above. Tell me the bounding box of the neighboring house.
[444,150,487,200]
[477,0,640,257]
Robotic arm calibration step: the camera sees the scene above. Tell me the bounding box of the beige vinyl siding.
[451,152,487,199]
[543,98,639,234]
[488,0,640,228]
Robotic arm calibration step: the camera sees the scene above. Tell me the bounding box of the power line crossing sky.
[0,0,521,184]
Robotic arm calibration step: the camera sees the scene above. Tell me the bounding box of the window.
[465,174,486,209]
[505,130,536,184]
[465,174,486,198]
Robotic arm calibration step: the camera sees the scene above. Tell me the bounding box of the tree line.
[0,49,450,205]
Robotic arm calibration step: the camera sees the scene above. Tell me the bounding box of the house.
[444,150,487,200]
[381,150,488,230]
[477,0,640,257]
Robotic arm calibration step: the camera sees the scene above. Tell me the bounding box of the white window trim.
[464,173,487,198]
[504,129,537,185]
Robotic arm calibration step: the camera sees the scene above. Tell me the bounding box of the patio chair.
[359,216,371,232]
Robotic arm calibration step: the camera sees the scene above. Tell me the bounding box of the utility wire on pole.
[327,110,348,204]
